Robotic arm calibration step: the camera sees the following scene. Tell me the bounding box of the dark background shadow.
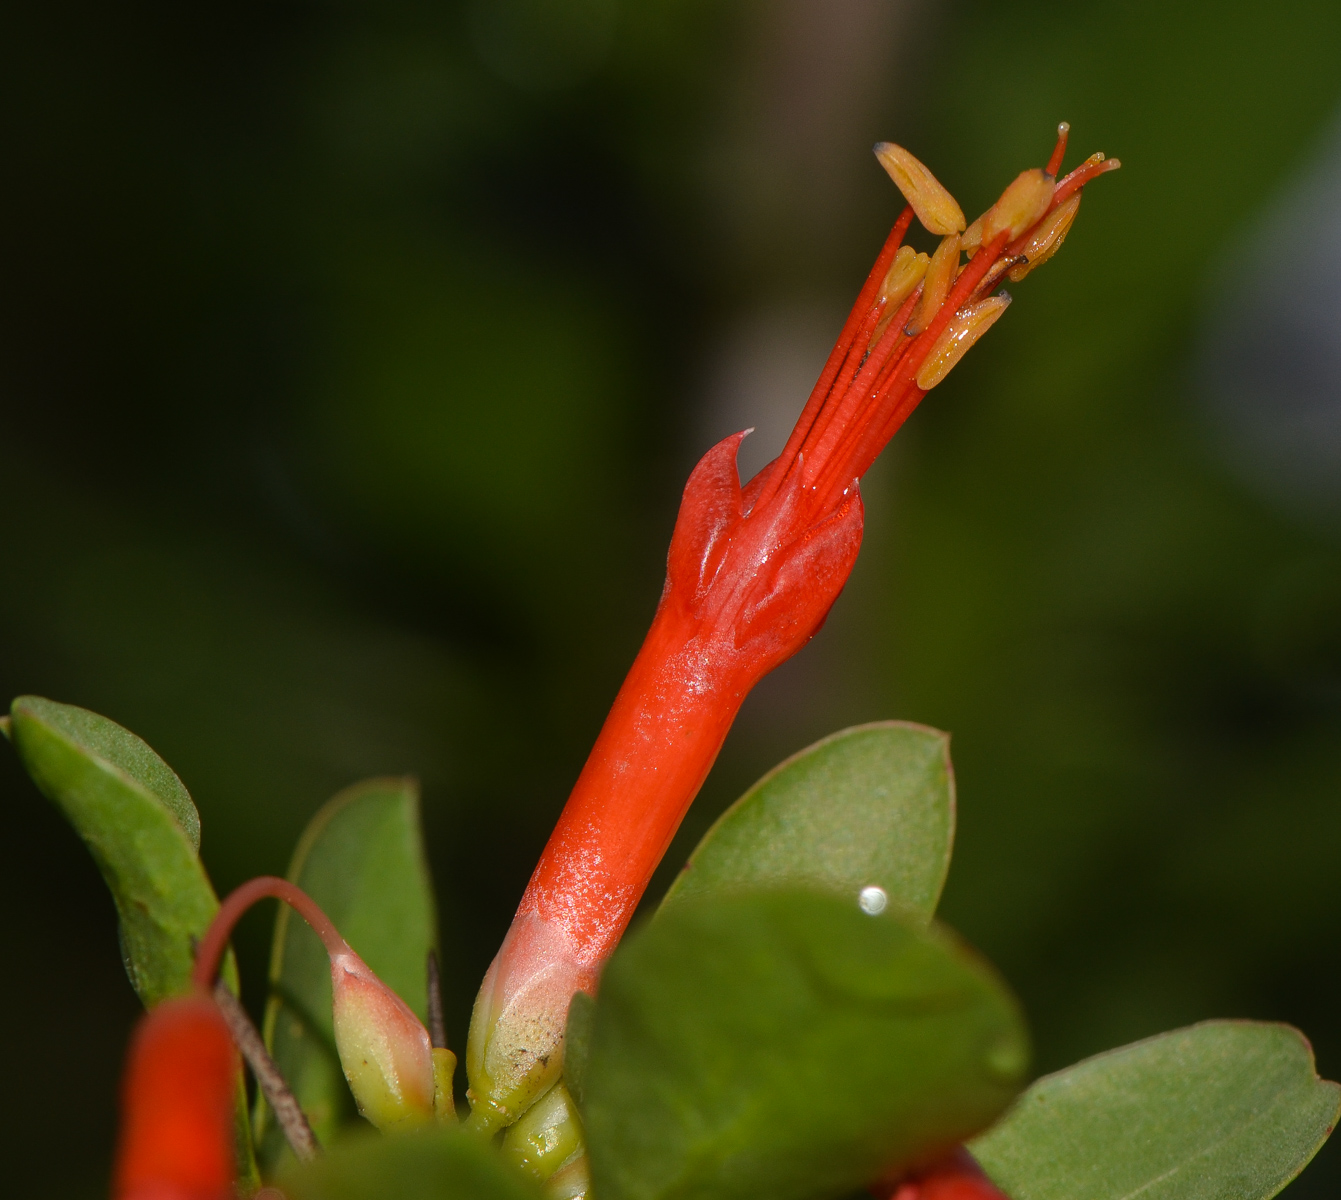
[4,0,1341,1193]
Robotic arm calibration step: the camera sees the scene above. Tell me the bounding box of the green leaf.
[7,695,260,1188]
[279,1126,542,1200]
[660,722,954,924]
[8,695,214,1005]
[563,990,596,1108]
[257,776,440,1168]
[971,1020,1341,1200]
[584,890,1028,1200]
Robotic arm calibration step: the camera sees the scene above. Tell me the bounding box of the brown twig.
[212,982,319,1163]
[427,950,448,1050]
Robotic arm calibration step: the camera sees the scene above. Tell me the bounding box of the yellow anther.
[873,142,967,236]
[906,233,960,336]
[962,214,984,258]
[879,246,930,307]
[869,246,931,350]
[1007,192,1082,282]
[982,168,1055,245]
[915,293,1012,390]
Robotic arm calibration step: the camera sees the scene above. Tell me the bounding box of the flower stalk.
[195,876,452,1133]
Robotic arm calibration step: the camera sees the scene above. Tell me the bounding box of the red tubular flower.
[874,1149,1011,1200]
[466,126,1119,1132]
[112,994,238,1200]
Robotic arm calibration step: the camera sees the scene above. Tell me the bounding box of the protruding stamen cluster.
[753,122,1119,526]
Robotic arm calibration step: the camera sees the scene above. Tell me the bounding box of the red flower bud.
[112,994,238,1200]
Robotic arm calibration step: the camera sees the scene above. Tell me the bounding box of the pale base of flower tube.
[465,912,597,1136]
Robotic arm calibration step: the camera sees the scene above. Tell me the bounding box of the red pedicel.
[194,876,441,1131]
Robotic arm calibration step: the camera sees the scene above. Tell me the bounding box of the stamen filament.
[1052,155,1121,207]
[1045,121,1071,177]
[808,297,898,457]
[808,228,1010,510]
[755,206,914,509]
[805,297,919,490]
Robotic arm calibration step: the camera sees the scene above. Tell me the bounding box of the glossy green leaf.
[971,1020,1341,1200]
[279,1126,541,1200]
[7,695,259,1187]
[661,722,954,923]
[8,695,215,1005]
[584,890,1028,1200]
[257,776,440,1168]
[563,990,596,1108]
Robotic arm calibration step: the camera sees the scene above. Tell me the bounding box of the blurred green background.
[5,0,1341,1194]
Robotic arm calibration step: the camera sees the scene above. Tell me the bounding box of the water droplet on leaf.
[858,886,888,915]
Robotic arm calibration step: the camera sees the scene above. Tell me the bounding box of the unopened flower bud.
[331,947,437,1130]
[193,876,448,1136]
[906,234,961,336]
[502,1081,585,1182]
[546,1150,592,1200]
[113,994,238,1200]
[874,142,967,235]
[916,293,1012,390]
[981,168,1055,245]
[1008,192,1081,281]
[433,1047,459,1122]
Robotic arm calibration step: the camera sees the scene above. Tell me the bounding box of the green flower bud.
[331,947,436,1131]
[501,1081,584,1183]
